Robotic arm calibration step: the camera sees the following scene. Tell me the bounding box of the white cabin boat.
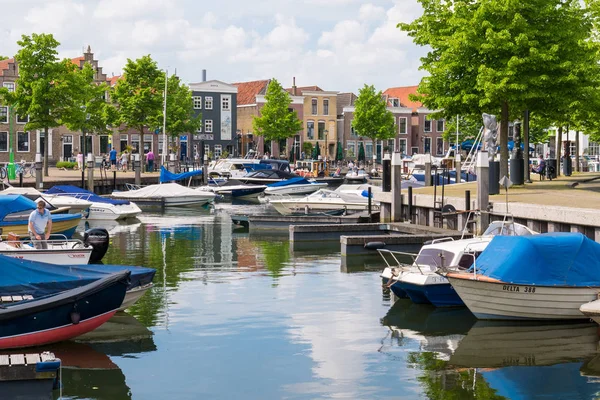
[0,237,93,264]
[268,188,378,215]
[111,183,215,207]
[1,187,92,214]
[263,177,327,196]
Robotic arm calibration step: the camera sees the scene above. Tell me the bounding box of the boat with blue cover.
[0,195,81,238]
[0,270,130,349]
[446,233,600,320]
[263,176,327,195]
[45,185,142,220]
[0,254,156,311]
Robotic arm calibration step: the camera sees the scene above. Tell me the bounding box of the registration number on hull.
[502,285,536,293]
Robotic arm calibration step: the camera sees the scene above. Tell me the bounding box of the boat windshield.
[483,221,533,236]
[414,249,455,268]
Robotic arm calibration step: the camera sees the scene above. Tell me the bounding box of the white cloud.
[359,4,386,21]
[94,0,176,19]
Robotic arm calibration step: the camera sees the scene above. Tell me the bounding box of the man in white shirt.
[28,200,52,249]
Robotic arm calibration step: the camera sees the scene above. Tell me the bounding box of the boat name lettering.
[502,285,535,293]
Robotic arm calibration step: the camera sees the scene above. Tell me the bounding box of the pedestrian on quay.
[28,200,52,249]
[146,149,155,172]
[76,151,84,170]
[110,147,117,170]
[120,150,128,171]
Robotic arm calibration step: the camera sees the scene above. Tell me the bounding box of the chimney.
[292,77,297,96]
[202,69,207,82]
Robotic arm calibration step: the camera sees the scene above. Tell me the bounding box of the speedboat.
[344,167,369,183]
[0,186,93,214]
[46,185,142,220]
[0,270,129,349]
[446,233,600,320]
[197,179,266,198]
[380,220,537,307]
[237,169,299,185]
[111,183,215,207]
[264,177,327,196]
[0,195,81,238]
[0,228,109,265]
[268,188,378,215]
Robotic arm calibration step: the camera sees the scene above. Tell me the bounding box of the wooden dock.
[0,352,61,399]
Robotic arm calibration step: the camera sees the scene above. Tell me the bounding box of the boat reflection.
[381,299,477,360]
[81,219,142,236]
[449,320,600,368]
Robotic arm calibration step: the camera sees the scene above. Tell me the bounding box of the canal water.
[47,202,600,399]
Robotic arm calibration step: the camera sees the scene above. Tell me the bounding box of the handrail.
[430,237,455,244]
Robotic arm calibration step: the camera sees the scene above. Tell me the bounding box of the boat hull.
[270,200,372,215]
[0,272,128,348]
[447,275,600,320]
[264,183,327,196]
[87,203,142,220]
[0,247,92,265]
[0,214,81,238]
[119,283,153,311]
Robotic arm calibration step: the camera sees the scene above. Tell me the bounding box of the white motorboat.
[380,220,538,307]
[263,177,327,196]
[0,237,93,264]
[0,186,92,214]
[45,185,142,220]
[111,183,215,207]
[344,167,370,183]
[580,300,600,324]
[197,179,266,198]
[446,232,600,320]
[268,188,378,215]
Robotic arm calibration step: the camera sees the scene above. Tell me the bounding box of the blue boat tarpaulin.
[160,166,202,183]
[46,185,131,206]
[474,233,600,286]
[0,254,155,297]
[266,177,310,187]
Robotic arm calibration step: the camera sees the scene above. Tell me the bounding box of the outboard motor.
[84,228,110,264]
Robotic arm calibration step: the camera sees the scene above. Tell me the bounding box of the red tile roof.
[71,56,85,66]
[232,80,270,105]
[107,75,121,86]
[0,58,14,76]
[383,85,421,112]
[285,85,323,95]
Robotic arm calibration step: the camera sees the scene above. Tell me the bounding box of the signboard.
[195,134,213,140]
[180,135,188,141]
[221,95,232,141]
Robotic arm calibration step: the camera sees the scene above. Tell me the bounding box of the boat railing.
[125,183,144,191]
[2,236,86,249]
[430,237,455,244]
[377,249,425,275]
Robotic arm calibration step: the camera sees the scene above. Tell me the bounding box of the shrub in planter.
[56,161,77,169]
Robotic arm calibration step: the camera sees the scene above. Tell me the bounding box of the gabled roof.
[337,92,357,115]
[107,75,121,86]
[232,79,270,105]
[285,85,323,95]
[71,56,85,66]
[383,85,421,112]
[0,58,15,77]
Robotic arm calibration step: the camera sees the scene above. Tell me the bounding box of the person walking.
[120,150,128,171]
[109,147,117,170]
[146,149,155,172]
[28,200,52,249]
[76,151,84,170]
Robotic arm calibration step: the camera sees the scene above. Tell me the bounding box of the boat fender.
[364,241,386,250]
[84,228,110,264]
[70,311,80,325]
[423,240,433,245]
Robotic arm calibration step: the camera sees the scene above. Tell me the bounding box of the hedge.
[56,161,77,169]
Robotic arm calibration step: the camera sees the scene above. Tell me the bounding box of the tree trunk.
[500,101,509,179]
[523,110,531,183]
[43,126,49,177]
[556,126,562,177]
[575,130,580,172]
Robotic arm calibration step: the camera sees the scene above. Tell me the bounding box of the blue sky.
[0,0,428,93]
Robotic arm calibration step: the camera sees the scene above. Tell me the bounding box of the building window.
[436,137,444,156]
[437,119,445,132]
[307,121,314,140]
[588,142,600,156]
[399,138,407,154]
[214,144,222,159]
[424,119,432,133]
[365,142,373,159]
[570,142,577,156]
[399,117,407,134]
[323,99,329,116]
[318,121,325,140]
[99,135,109,154]
[131,134,140,153]
[424,137,432,153]
[205,144,210,158]
[16,114,28,124]
[390,98,400,107]
[0,132,7,152]
[205,96,213,110]
[193,96,202,109]
[346,141,355,159]
[221,95,230,111]
[3,82,14,92]
[205,120,213,133]
[196,125,202,133]
[17,131,29,152]
[312,98,318,115]
[0,107,8,123]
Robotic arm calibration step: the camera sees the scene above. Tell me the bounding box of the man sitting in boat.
[28,200,52,249]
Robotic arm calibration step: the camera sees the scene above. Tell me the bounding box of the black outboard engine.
[84,228,110,264]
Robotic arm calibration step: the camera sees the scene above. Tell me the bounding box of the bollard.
[81,169,85,188]
[465,190,471,211]
[19,172,23,187]
[476,151,490,234]
[382,155,391,192]
[391,152,403,222]
[407,186,413,223]
[424,162,431,187]
[455,160,462,183]
[368,187,372,222]
[203,155,209,186]
[113,170,117,191]
[86,153,94,192]
[134,153,141,186]
[35,153,43,189]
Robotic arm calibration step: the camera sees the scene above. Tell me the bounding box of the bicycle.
[15,161,35,178]
[0,163,7,180]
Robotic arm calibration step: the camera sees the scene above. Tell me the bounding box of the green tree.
[399,0,599,178]
[352,84,396,142]
[442,115,483,146]
[0,56,8,61]
[165,74,201,142]
[61,63,115,158]
[252,78,303,145]
[0,33,76,176]
[111,55,164,153]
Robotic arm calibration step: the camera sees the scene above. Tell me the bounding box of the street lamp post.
[324,129,328,161]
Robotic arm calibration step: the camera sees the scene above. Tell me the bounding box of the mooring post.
[134,153,141,186]
[35,153,42,189]
[368,187,372,222]
[113,170,117,191]
[465,190,471,211]
[86,153,94,192]
[476,151,490,234]
[424,162,431,187]
[408,186,413,223]
[391,152,402,222]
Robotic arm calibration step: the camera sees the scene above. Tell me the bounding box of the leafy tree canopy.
[0,55,8,61]
[352,84,396,141]
[252,78,302,142]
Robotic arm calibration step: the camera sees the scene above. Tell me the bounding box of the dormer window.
[390,98,400,107]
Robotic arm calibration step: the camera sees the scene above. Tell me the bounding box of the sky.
[0,0,428,93]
